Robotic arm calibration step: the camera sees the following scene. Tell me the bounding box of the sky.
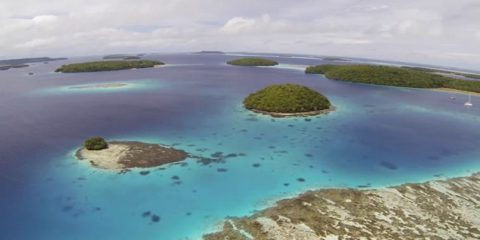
[1,0,479,69]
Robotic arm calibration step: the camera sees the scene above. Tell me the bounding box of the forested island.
[227,57,278,66]
[306,64,480,93]
[55,60,163,73]
[244,84,332,117]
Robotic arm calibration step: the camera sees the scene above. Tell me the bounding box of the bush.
[244,84,331,113]
[84,137,108,150]
[227,57,278,66]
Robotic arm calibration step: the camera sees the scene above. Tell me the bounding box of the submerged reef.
[204,173,480,240]
[69,83,129,90]
[76,141,188,170]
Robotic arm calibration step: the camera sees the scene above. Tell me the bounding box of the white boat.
[464,95,473,107]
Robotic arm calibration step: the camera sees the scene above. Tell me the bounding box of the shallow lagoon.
[0,53,479,240]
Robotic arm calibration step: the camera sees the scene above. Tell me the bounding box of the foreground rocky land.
[204,173,480,240]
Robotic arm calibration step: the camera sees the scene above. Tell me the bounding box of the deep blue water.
[0,53,479,240]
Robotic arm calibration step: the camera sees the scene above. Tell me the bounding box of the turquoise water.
[1,53,479,240]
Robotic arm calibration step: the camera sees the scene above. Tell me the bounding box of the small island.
[76,137,188,170]
[0,57,67,65]
[306,64,480,93]
[103,54,142,60]
[322,56,351,61]
[0,64,29,71]
[1,57,68,70]
[195,51,224,54]
[244,84,332,117]
[55,60,164,73]
[227,57,278,67]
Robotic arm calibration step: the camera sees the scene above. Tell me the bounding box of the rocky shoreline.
[249,106,336,118]
[204,173,480,240]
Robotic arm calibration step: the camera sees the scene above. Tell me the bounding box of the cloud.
[0,0,479,69]
[14,37,56,49]
[222,17,257,33]
[32,15,58,24]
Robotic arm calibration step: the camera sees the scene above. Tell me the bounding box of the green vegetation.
[244,84,331,113]
[84,137,108,151]
[305,65,339,74]
[323,57,350,61]
[227,57,278,66]
[306,64,480,93]
[55,60,163,73]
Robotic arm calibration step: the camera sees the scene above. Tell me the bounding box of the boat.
[464,95,473,107]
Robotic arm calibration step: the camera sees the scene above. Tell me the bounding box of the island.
[243,84,332,117]
[55,60,164,73]
[0,57,67,71]
[306,64,480,93]
[195,51,224,54]
[227,57,278,67]
[0,64,29,71]
[0,57,67,66]
[103,54,141,60]
[76,137,188,170]
[322,56,351,61]
[204,173,480,240]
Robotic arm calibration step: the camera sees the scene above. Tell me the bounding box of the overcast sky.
[1,0,479,69]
